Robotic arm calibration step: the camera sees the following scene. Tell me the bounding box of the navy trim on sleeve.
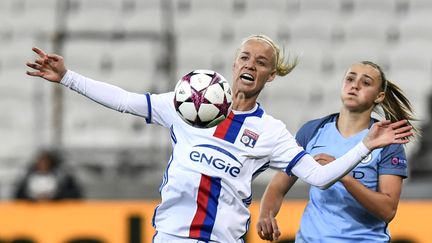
[145,92,152,124]
[285,150,308,176]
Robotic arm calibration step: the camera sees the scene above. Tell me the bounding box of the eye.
[345,76,354,82]
[363,80,371,86]
[257,60,266,66]
[239,55,248,61]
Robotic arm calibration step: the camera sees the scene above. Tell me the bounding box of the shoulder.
[296,113,337,142]
[150,91,175,100]
[381,143,406,158]
[298,114,337,133]
[259,110,291,133]
[148,91,175,110]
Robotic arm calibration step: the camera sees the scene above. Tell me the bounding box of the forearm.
[291,142,370,189]
[260,184,284,218]
[60,70,149,117]
[260,173,297,218]
[341,176,398,222]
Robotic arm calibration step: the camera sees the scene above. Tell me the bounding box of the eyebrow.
[347,71,374,81]
[240,51,270,62]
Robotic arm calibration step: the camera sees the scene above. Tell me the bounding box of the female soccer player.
[256,61,417,242]
[26,36,412,243]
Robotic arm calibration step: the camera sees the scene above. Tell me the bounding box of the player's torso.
[155,107,285,242]
[306,122,382,189]
[167,111,276,198]
[298,121,388,242]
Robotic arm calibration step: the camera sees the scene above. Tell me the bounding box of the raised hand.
[363,120,413,150]
[26,47,67,83]
[256,211,280,242]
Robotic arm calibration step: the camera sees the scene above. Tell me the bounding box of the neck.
[231,91,258,111]
[337,108,372,138]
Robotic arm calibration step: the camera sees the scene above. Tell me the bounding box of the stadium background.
[0,0,431,242]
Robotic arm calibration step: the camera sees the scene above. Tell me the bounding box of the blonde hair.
[238,34,298,76]
[361,61,418,136]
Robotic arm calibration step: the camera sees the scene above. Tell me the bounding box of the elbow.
[382,209,397,223]
[317,183,331,190]
[314,179,338,190]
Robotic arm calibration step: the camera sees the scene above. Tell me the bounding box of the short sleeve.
[149,92,178,128]
[270,126,306,173]
[378,144,408,178]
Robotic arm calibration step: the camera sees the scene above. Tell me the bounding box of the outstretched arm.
[292,120,412,189]
[26,47,150,118]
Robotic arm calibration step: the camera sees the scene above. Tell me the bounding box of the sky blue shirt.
[294,114,407,243]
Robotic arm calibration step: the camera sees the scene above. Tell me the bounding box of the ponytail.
[361,61,419,136]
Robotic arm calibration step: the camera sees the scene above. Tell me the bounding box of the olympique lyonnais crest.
[240,129,259,148]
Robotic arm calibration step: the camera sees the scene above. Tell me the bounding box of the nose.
[351,78,360,89]
[244,58,256,70]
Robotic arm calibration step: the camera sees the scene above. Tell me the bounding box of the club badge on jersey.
[240,129,259,148]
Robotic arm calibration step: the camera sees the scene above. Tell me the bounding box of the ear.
[374,91,385,104]
[267,69,277,83]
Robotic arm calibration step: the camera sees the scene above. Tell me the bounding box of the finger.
[26,62,43,71]
[394,125,412,134]
[390,119,408,129]
[32,47,47,58]
[395,131,413,140]
[271,217,280,241]
[257,224,265,239]
[26,70,43,77]
[375,120,391,127]
[47,54,61,61]
[35,58,45,65]
[256,224,269,240]
[261,223,272,240]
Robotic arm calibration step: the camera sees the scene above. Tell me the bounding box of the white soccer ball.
[174,69,233,128]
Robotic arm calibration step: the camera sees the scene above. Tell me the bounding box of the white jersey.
[60,70,371,242]
[149,92,304,242]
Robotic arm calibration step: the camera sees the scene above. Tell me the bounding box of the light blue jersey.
[295,114,407,243]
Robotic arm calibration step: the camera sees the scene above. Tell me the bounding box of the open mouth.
[240,73,254,82]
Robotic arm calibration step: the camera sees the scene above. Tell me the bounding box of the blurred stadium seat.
[331,40,390,74]
[119,5,163,33]
[350,0,398,15]
[341,10,399,43]
[298,0,341,14]
[397,11,432,42]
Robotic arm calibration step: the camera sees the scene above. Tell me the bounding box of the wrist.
[361,138,374,151]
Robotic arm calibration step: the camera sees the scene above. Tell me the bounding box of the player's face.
[340,63,385,112]
[231,39,276,100]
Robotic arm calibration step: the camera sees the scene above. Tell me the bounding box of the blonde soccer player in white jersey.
[26,35,412,243]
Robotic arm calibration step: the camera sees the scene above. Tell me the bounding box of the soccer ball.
[174,69,233,128]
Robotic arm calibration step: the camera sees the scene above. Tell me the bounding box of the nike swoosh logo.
[312,145,326,149]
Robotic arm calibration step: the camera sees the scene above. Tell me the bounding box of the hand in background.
[362,120,413,150]
[256,210,280,242]
[26,47,67,83]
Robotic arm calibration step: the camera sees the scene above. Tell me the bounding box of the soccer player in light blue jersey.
[27,37,412,243]
[257,61,417,243]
